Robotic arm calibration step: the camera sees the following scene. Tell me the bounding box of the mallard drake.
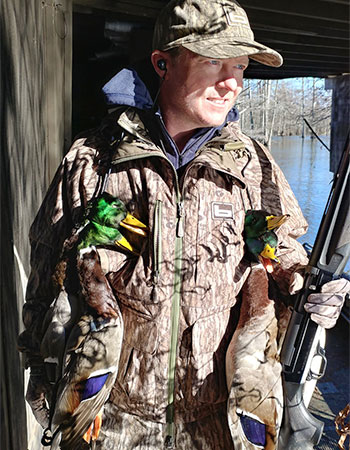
[78,192,148,254]
[47,314,123,450]
[45,247,124,448]
[76,193,148,317]
[244,209,289,272]
[43,194,144,448]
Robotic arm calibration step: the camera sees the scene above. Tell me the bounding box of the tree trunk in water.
[267,80,279,147]
[264,80,271,144]
[302,78,305,138]
[248,80,254,131]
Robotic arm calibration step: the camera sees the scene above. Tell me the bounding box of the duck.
[43,193,148,449]
[76,193,148,318]
[44,273,123,449]
[43,257,124,449]
[46,314,124,450]
[244,209,289,272]
[78,192,148,254]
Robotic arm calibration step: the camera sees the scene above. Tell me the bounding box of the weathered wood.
[1,0,72,448]
[325,75,350,172]
[42,0,73,182]
[74,0,164,19]
[241,0,349,23]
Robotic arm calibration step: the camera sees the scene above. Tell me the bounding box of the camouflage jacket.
[19,106,308,432]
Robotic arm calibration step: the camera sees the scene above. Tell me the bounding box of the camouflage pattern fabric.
[152,0,283,67]
[19,106,308,448]
[95,403,233,449]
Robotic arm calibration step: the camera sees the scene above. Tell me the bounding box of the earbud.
[157,59,167,71]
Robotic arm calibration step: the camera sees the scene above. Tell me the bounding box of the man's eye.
[236,64,246,70]
[209,60,220,65]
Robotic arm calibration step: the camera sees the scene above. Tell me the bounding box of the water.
[270,135,333,249]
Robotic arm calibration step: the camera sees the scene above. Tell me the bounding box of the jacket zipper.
[151,199,163,302]
[165,198,184,448]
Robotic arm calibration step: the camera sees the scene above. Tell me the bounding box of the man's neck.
[158,95,199,152]
[161,112,197,152]
[170,129,197,152]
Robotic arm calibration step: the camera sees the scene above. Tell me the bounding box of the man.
[18,0,349,449]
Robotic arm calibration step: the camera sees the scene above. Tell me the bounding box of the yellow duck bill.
[119,213,149,236]
[260,243,280,263]
[266,214,289,231]
[115,213,149,254]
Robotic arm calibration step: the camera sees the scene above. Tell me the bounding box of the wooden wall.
[1,1,72,448]
[325,74,350,172]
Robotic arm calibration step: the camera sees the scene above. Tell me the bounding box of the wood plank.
[74,0,163,18]
[276,49,349,59]
[251,21,349,41]
[241,0,349,24]
[319,0,349,5]
[283,56,349,64]
[246,9,349,32]
[253,30,348,49]
[1,1,73,449]
[259,38,349,53]
[43,0,73,181]
[327,75,350,172]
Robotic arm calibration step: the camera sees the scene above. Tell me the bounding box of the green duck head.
[244,210,289,238]
[78,193,148,252]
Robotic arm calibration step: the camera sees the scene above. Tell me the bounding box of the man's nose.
[216,76,239,92]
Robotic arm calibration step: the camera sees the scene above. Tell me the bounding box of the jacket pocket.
[117,308,160,408]
[122,307,159,354]
[190,309,232,403]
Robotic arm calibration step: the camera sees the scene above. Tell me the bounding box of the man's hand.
[290,269,350,329]
[26,369,50,429]
[304,278,349,329]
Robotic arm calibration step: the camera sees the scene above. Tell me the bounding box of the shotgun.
[279,135,350,449]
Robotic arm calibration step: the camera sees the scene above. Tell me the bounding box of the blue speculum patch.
[81,373,109,401]
[240,414,266,446]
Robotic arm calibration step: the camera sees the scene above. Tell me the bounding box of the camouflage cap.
[153,0,283,67]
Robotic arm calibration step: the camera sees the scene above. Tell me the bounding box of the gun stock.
[279,135,350,449]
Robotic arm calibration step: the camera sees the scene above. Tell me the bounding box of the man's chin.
[201,115,227,128]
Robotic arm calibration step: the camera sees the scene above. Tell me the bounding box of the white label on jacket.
[211,202,234,220]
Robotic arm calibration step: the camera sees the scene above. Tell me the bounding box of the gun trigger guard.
[309,346,327,380]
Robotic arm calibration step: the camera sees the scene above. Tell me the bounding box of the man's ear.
[151,50,169,79]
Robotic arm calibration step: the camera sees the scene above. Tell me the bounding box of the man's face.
[159,48,248,135]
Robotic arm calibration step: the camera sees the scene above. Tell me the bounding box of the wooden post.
[1,1,72,448]
[325,75,350,172]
